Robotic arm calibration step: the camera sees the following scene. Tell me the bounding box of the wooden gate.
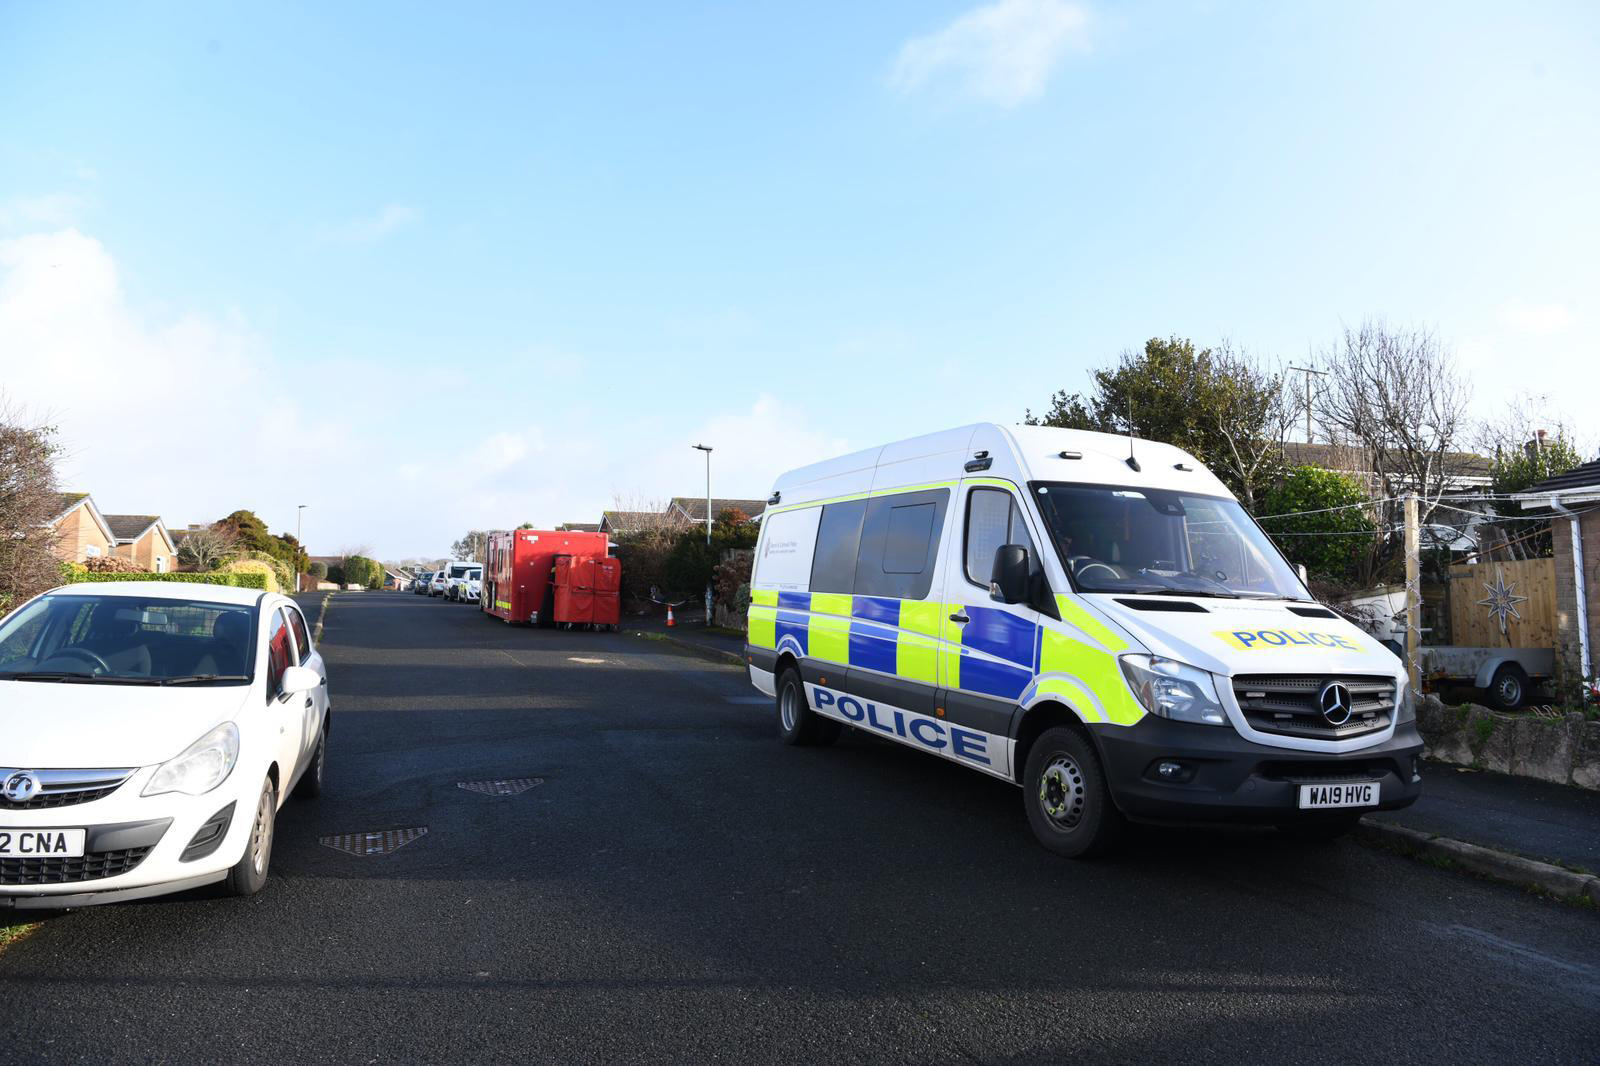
[1446,558,1556,649]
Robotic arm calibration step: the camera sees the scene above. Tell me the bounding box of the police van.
[745,423,1422,857]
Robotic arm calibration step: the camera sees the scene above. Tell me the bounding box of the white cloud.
[1497,299,1572,335]
[316,203,419,244]
[890,0,1091,107]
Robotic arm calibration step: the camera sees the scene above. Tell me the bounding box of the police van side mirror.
[990,545,1030,604]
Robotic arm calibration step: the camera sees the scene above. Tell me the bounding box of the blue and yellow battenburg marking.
[808,685,995,768]
[749,588,1148,727]
[1214,629,1360,651]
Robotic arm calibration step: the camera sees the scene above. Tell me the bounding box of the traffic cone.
[666,604,676,627]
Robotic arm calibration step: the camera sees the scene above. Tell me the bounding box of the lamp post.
[693,444,713,625]
[296,505,307,589]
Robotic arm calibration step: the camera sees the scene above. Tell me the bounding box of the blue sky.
[3,1,1597,559]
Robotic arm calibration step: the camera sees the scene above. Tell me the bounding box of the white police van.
[745,423,1422,857]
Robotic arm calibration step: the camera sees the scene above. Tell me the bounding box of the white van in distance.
[745,423,1422,857]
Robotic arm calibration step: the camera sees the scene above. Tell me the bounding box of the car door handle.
[949,611,970,623]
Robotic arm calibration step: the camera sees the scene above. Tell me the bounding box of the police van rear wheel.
[1023,727,1123,858]
[776,667,840,746]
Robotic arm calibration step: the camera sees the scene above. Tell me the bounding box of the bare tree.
[1318,320,1471,521]
[0,402,64,615]
[1200,342,1297,514]
[451,531,489,561]
[176,523,239,571]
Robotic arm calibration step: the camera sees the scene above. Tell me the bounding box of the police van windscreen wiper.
[161,674,251,685]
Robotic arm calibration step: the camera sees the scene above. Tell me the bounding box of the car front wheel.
[223,776,277,897]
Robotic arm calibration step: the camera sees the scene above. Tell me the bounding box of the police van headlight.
[1119,655,1228,726]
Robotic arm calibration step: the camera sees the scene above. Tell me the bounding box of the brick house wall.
[1551,509,1600,686]
[112,528,174,572]
[54,506,113,563]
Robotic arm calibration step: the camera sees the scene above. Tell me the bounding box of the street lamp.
[692,444,713,625]
[297,505,308,588]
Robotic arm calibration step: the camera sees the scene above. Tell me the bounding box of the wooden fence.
[1446,558,1556,649]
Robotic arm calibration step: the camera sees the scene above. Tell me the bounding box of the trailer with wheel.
[482,529,611,624]
[1420,646,1555,710]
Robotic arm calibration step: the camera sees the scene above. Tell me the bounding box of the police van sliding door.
[835,488,950,724]
[935,482,1045,780]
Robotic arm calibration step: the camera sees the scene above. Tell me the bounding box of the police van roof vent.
[1058,450,1082,460]
[964,450,993,473]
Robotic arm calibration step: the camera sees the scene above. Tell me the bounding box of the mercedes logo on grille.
[2,770,41,803]
[1319,682,1354,726]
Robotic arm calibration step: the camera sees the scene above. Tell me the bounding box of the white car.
[0,582,330,909]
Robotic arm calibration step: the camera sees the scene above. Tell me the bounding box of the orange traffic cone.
[666,604,675,627]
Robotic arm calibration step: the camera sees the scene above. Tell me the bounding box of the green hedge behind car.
[59,567,269,590]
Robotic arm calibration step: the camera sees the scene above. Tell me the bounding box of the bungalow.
[48,493,116,563]
[666,497,767,527]
[104,514,178,573]
[599,510,680,536]
[1515,457,1600,690]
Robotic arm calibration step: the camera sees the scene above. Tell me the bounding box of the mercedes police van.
[744,423,1422,857]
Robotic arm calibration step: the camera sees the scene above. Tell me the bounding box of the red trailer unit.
[482,529,611,624]
[550,556,623,630]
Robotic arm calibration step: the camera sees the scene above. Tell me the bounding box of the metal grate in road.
[318,827,429,857]
[457,778,544,797]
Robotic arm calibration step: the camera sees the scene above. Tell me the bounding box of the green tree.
[218,510,308,573]
[1257,466,1375,587]
[1486,432,1583,558]
[1026,337,1294,512]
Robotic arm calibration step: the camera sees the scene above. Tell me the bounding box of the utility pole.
[693,444,713,626]
[1288,365,1327,444]
[1403,492,1421,697]
[297,505,307,588]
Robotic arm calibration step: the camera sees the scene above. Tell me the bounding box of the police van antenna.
[1125,398,1141,472]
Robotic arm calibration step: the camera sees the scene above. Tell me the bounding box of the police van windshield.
[1031,483,1309,600]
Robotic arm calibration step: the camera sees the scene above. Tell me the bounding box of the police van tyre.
[776,667,841,746]
[1486,664,1528,710]
[1023,726,1124,858]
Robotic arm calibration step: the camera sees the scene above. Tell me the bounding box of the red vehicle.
[481,529,612,624]
[550,555,622,631]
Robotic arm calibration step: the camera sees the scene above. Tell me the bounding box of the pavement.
[3,592,1599,1063]
[1372,761,1600,874]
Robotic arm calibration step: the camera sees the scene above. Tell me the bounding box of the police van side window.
[964,488,1035,587]
[853,489,949,600]
[810,499,867,594]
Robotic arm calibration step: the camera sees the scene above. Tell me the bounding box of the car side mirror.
[990,544,1031,604]
[280,664,320,696]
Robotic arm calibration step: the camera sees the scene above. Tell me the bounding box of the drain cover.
[319,827,428,857]
[458,778,544,796]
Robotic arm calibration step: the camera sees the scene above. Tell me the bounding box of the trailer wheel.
[1486,664,1528,710]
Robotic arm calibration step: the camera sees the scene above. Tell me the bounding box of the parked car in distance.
[447,567,482,602]
[0,582,331,908]
[412,572,433,595]
[433,561,478,599]
[429,571,449,597]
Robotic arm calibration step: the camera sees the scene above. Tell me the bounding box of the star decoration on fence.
[1476,566,1528,636]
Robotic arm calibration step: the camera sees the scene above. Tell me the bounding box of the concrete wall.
[1418,694,1600,790]
[53,506,113,563]
[1551,510,1600,686]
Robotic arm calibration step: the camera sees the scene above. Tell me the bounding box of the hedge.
[60,569,269,590]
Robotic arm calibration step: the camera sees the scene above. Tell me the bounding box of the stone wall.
[1416,693,1600,790]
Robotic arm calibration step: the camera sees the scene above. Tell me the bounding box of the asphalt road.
[4,592,1599,1064]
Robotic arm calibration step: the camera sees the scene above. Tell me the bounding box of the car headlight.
[142,722,240,797]
[1118,655,1228,726]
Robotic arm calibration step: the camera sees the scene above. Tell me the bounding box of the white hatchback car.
[0,582,330,909]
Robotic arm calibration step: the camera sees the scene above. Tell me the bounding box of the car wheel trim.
[249,787,273,875]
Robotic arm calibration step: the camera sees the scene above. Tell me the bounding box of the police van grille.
[0,846,154,886]
[1232,674,1395,740]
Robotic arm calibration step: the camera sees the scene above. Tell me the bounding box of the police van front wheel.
[1023,727,1124,859]
[776,668,841,747]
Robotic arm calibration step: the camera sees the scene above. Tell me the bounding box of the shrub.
[1258,466,1375,586]
[83,554,142,573]
[220,558,280,593]
[60,569,268,589]
[308,561,327,579]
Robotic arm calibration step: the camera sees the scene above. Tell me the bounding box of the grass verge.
[0,920,40,956]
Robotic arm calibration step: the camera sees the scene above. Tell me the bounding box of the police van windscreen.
[1030,483,1308,600]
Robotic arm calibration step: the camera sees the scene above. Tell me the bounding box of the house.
[1281,441,1493,493]
[666,497,767,527]
[48,493,116,563]
[1514,457,1600,690]
[599,510,679,536]
[104,514,179,573]
[557,522,601,533]
[383,565,412,591]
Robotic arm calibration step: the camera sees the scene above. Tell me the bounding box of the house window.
[155,556,167,573]
[84,545,100,558]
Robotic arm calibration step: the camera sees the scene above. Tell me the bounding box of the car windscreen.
[1030,482,1309,600]
[0,593,258,684]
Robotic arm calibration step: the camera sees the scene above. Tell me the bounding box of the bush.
[1258,466,1375,586]
[60,567,268,589]
[83,554,142,573]
[308,561,328,579]
[221,557,281,593]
